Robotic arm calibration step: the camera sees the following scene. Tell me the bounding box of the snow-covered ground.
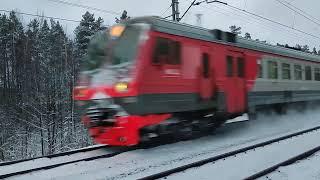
[0,145,114,175]
[7,109,320,180]
[260,151,320,180]
[163,124,320,180]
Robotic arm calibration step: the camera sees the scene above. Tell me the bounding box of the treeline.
[230,25,320,55]
[0,11,104,161]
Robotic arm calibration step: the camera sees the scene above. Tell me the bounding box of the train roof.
[125,16,320,62]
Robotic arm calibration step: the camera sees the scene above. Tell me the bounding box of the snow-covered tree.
[74,11,104,61]
[0,11,94,162]
[93,17,104,31]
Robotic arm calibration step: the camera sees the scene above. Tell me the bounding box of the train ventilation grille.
[86,107,117,127]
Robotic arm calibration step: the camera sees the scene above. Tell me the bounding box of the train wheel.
[205,117,226,135]
[176,124,193,141]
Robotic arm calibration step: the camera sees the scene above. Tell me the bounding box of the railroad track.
[0,145,107,167]
[245,145,320,179]
[138,125,320,180]
[0,145,132,179]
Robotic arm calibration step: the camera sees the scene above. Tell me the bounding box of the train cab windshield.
[82,23,148,72]
[79,23,149,86]
[111,25,141,66]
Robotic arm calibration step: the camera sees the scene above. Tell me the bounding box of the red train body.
[73,17,320,146]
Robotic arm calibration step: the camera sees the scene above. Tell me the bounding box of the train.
[73,16,320,146]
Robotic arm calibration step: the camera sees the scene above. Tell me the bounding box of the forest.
[0,11,107,162]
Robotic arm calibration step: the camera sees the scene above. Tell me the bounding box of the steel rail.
[138,125,320,180]
[0,147,133,179]
[244,145,320,180]
[0,145,108,167]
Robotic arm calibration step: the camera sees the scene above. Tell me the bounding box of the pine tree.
[312,47,317,54]
[0,14,10,91]
[302,45,310,52]
[39,19,51,61]
[9,13,24,67]
[244,32,251,39]
[0,13,10,161]
[74,11,103,61]
[92,17,104,31]
[295,44,302,50]
[115,10,130,23]
[6,11,25,101]
[25,19,40,95]
[277,43,284,47]
[229,25,241,35]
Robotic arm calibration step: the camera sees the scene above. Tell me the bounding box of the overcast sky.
[2,0,320,49]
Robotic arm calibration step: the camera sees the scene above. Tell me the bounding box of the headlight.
[115,82,128,92]
[110,25,125,38]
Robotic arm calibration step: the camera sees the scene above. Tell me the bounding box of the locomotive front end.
[73,22,170,146]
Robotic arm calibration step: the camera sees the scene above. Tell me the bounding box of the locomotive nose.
[84,97,127,128]
[85,97,115,126]
[86,106,118,127]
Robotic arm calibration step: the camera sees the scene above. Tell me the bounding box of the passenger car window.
[226,56,233,77]
[305,66,312,80]
[258,63,263,78]
[294,65,302,80]
[268,61,278,79]
[237,57,244,78]
[153,37,181,65]
[282,63,291,80]
[202,53,210,78]
[315,68,320,81]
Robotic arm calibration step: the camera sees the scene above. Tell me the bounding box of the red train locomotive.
[73,16,320,146]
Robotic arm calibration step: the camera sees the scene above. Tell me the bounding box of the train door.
[199,46,214,100]
[225,51,246,113]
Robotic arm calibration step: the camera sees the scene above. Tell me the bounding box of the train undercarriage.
[81,99,230,146]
